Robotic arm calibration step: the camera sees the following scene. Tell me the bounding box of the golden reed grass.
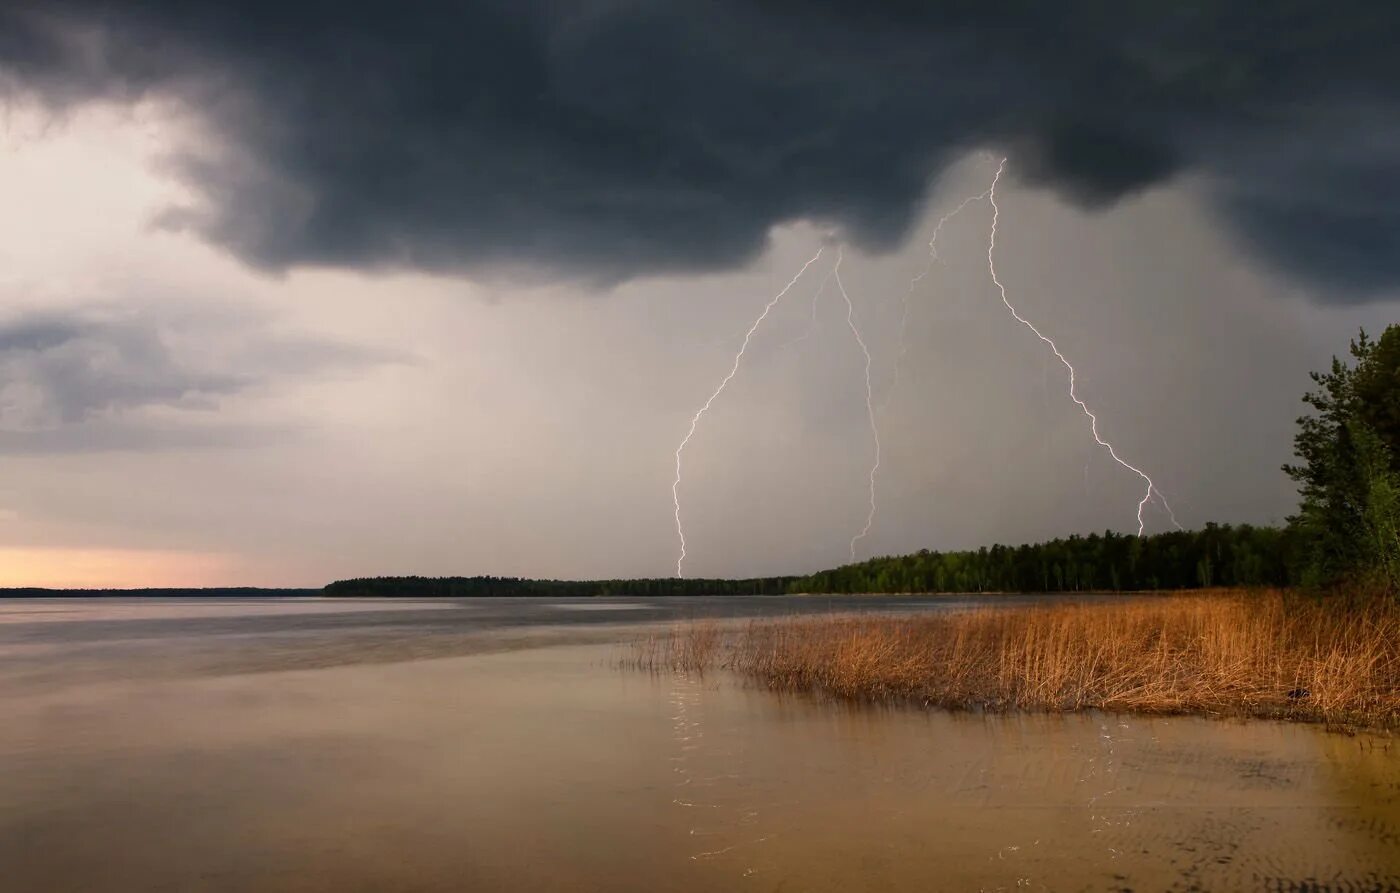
[631,590,1400,729]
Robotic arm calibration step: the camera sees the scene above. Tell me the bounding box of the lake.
[1,596,1396,891]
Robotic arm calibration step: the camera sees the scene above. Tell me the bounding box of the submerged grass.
[631,590,1400,729]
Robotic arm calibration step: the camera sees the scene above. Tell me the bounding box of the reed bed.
[631,590,1400,729]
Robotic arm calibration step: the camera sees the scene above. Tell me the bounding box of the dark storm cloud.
[2,1,1398,296]
[0,311,246,425]
[0,307,402,445]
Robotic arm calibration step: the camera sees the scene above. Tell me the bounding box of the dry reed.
[631,590,1400,729]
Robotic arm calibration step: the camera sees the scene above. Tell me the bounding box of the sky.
[1,2,1398,587]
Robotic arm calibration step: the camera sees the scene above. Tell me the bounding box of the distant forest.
[791,524,1292,594]
[322,575,799,598]
[326,524,1293,597]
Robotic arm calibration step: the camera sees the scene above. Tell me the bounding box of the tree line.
[789,524,1294,594]
[325,523,1294,597]
[323,575,798,598]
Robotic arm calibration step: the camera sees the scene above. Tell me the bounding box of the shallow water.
[2,597,1396,892]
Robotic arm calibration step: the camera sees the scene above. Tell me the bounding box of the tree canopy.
[1285,326,1400,589]
[789,525,1293,594]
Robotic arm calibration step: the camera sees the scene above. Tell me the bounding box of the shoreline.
[631,589,1400,731]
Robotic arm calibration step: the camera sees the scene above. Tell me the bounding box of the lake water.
[1,597,1396,891]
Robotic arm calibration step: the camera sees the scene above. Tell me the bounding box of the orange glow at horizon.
[0,548,237,589]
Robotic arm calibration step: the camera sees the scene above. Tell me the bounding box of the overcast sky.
[1,3,1398,587]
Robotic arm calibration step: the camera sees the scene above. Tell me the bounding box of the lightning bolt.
[985,158,1181,535]
[833,248,882,561]
[772,267,835,352]
[672,247,827,577]
[882,187,994,412]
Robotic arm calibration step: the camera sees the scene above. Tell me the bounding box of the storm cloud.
[0,305,403,449]
[1,2,1398,296]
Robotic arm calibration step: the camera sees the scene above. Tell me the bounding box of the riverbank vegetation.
[632,590,1400,729]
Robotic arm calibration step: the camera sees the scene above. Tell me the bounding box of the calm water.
[1,597,1396,892]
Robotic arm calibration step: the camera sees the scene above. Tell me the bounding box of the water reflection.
[0,600,1395,891]
[639,670,1400,891]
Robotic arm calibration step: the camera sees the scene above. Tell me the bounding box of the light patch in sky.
[0,546,235,589]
